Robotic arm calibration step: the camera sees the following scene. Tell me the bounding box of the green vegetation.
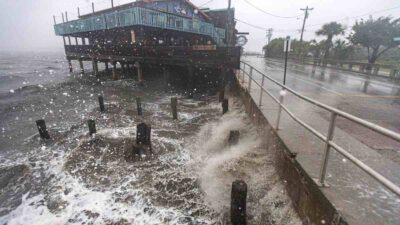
[316,22,345,65]
[262,16,400,67]
[349,17,400,66]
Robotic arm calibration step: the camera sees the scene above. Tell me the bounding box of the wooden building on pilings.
[53,0,241,93]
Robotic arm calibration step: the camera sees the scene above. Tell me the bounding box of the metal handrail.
[239,61,400,197]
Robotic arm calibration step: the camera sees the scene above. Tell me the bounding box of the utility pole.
[266,28,273,44]
[300,6,313,43]
[283,36,291,85]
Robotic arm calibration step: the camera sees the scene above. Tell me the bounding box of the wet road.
[240,56,400,225]
[243,56,400,162]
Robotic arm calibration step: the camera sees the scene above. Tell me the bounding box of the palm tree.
[316,22,345,65]
[332,40,354,60]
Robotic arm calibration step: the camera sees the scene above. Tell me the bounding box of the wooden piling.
[231,180,247,225]
[92,58,98,77]
[136,97,143,116]
[36,119,50,139]
[137,62,143,82]
[222,99,228,114]
[79,59,84,74]
[171,97,178,120]
[112,61,118,80]
[87,119,96,136]
[163,66,169,89]
[105,62,109,73]
[68,60,73,73]
[121,63,126,74]
[228,130,240,146]
[98,96,105,112]
[188,66,195,98]
[136,123,151,145]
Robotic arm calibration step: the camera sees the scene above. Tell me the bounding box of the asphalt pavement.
[240,56,400,225]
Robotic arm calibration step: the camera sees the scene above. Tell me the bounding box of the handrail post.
[248,67,253,91]
[258,74,265,106]
[275,89,286,130]
[319,112,337,186]
[242,63,246,84]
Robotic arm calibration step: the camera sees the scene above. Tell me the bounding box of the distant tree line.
[262,16,400,70]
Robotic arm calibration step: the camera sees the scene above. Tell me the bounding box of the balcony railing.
[54,7,226,46]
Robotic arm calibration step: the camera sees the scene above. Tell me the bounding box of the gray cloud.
[0,0,399,52]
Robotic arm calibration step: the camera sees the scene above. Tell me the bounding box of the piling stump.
[87,119,96,136]
[68,60,73,73]
[36,119,50,139]
[231,180,247,225]
[136,97,143,116]
[105,62,109,73]
[136,123,151,145]
[122,123,152,161]
[228,130,240,146]
[171,97,178,120]
[98,96,105,112]
[79,60,84,74]
[222,99,229,114]
[112,62,118,80]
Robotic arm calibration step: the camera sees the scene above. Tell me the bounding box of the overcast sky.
[0,0,399,52]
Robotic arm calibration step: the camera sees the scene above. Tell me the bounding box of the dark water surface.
[0,52,300,225]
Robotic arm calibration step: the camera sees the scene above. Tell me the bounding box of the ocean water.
[0,51,301,224]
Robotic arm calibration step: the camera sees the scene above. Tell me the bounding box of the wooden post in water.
[112,61,118,80]
[188,66,195,98]
[121,62,126,74]
[92,58,98,77]
[136,123,151,145]
[231,180,247,225]
[228,130,240,146]
[68,60,73,73]
[87,119,96,136]
[98,96,105,112]
[136,97,143,116]
[105,62,109,74]
[171,97,178,120]
[163,66,169,90]
[137,62,143,82]
[36,119,50,139]
[79,59,84,74]
[222,99,229,114]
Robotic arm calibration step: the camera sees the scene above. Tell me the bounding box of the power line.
[235,18,315,33]
[198,0,215,8]
[235,18,268,30]
[242,0,304,19]
[306,5,400,28]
